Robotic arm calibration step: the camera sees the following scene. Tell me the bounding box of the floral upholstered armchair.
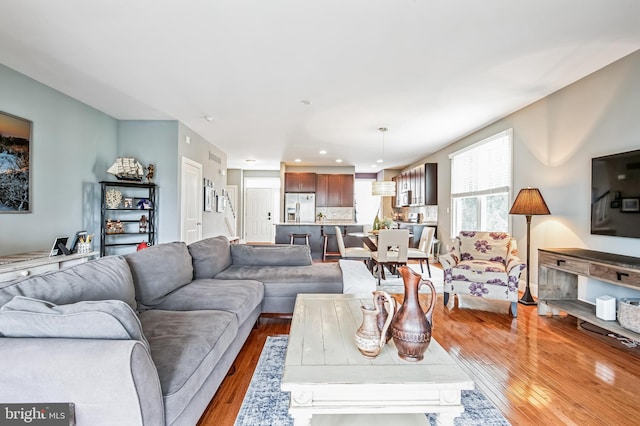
[439,231,526,317]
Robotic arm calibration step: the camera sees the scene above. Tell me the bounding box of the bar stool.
[289,233,310,246]
[322,233,341,261]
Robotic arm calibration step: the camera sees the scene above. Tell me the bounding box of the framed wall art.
[621,198,640,213]
[0,111,32,213]
[204,186,214,212]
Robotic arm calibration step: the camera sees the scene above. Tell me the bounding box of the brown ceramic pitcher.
[354,291,395,359]
[390,266,437,362]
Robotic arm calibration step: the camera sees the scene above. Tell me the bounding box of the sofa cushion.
[0,256,137,310]
[138,309,238,426]
[152,279,263,324]
[230,244,312,266]
[0,296,148,349]
[187,236,232,279]
[458,231,510,263]
[216,263,343,297]
[125,242,194,308]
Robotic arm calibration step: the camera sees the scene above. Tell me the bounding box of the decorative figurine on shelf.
[137,241,150,251]
[145,164,155,184]
[106,220,125,234]
[139,215,148,233]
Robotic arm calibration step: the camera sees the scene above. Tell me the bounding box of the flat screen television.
[591,149,640,238]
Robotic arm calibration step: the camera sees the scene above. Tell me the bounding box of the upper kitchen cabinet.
[316,174,354,207]
[285,172,316,192]
[424,163,438,205]
[395,163,438,206]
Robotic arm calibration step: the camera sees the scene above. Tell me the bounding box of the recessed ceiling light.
[336,159,343,163]
[245,159,256,164]
[204,115,214,122]
[301,100,311,105]
[319,150,327,155]
[294,158,301,162]
[371,164,377,168]
[377,159,383,163]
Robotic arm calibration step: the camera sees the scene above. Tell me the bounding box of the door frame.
[180,156,203,243]
[243,177,281,243]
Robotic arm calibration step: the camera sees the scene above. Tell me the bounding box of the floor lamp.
[509,188,550,305]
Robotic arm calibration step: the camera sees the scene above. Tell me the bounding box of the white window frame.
[449,129,513,236]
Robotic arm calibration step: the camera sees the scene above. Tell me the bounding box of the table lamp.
[509,188,550,305]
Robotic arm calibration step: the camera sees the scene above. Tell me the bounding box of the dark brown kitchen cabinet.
[315,174,329,206]
[394,163,437,206]
[424,163,438,205]
[285,173,316,192]
[316,174,354,207]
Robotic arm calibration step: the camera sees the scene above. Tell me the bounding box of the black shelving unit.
[100,181,157,256]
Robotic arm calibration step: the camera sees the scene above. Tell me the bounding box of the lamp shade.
[372,181,396,197]
[509,188,550,215]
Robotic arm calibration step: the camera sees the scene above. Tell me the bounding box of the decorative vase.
[390,266,437,362]
[373,214,381,231]
[354,295,394,359]
[374,290,395,343]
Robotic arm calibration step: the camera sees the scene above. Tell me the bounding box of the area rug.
[235,336,510,426]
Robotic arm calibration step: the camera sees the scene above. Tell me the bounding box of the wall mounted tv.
[591,149,640,238]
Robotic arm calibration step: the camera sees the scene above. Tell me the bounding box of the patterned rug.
[377,263,445,294]
[235,336,510,426]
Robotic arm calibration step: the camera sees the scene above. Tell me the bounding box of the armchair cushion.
[0,296,148,349]
[458,231,510,263]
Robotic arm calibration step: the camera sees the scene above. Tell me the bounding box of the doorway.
[243,177,280,243]
[244,188,275,242]
[180,157,203,244]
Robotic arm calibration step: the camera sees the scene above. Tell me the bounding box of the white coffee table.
[281,294,474,426]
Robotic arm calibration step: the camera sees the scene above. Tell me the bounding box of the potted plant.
[316,212,325,223]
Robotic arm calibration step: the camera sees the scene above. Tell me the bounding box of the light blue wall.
[0,65,231,256]
[0,64,117,256]
[117,121,180,243]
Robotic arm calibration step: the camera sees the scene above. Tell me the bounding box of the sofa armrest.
[0,338,163,426]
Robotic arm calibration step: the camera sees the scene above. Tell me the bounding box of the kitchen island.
[275,222,364,260]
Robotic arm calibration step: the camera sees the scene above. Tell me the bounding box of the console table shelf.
[538,248,640,342]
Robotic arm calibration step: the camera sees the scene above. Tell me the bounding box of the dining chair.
[370,229,410,284]
[335,226,371,264]
[407,226,436,277]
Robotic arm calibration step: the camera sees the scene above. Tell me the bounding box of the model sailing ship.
[107,157,144,181]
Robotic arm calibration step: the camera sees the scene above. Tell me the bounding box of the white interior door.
[245,188,274,243]
[180,157,202,244]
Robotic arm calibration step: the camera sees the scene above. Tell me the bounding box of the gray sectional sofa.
[0,235,363,426]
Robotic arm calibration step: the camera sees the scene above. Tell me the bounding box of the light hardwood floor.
[198,284,640,426]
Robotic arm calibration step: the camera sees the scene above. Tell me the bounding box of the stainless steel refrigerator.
[285,193,316,222]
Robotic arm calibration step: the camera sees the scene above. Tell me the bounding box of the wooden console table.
[538,248,640,340]
[0,251,98,283]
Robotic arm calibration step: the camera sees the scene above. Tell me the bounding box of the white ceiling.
[1,1,639,172]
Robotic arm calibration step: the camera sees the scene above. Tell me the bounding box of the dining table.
[348,230,414,252]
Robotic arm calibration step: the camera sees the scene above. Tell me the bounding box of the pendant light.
[371,127,396,196]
